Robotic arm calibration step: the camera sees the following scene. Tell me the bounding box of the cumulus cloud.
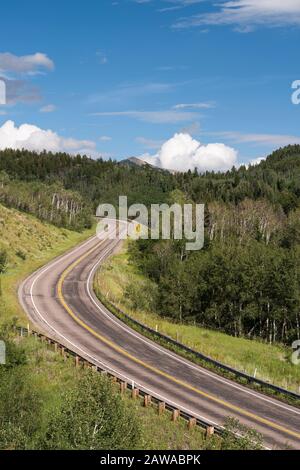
[140,132,238,173]
[0,120,98,156]
[0,52,54,75]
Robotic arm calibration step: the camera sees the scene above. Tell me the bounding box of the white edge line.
[86,230,300,417]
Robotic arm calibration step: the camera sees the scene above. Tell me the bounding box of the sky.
[0,0,300,172]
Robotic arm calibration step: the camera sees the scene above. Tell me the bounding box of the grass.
[0,203,95,325]
[15,334,218,450]
[0,203,217,450]
[94,244,300,394]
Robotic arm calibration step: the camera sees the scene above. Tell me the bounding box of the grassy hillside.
[2,335,210,450]
[0,202,94,325]
[0,203,252,450]
[3,333,262,450]
[94,244,300,394]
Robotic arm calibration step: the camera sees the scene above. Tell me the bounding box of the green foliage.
[0,336,140,450]
[39,372,140,450]
[95,248,300,392]
[0,367,42,449]
[220,417,264,450]
[0,249,7,274]
[0,327,38,449]
[130,236,300,344]
[2,145,300,233]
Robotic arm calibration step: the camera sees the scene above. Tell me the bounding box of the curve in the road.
[58,236,300,441]
[19,223,300,449]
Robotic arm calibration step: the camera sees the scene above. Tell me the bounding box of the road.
[19,221,300,450]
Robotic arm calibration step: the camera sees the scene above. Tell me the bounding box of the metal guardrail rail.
[101,298,300,402]
[15,325,223,437]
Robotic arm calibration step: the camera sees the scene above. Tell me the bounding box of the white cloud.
[0,52,54,74]
[99,135,112,142]
[174,0,300,30]
[248,156,265,166]
[140,132,238,172]
[173,102,215,110]
[210,130,300,147]
[158,0,206,13]
[39,104,56,113]
[0,120,98,156]
[91,109,199,124]
[88,82,176,105]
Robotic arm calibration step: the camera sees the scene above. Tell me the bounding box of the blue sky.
[0,0,300,170]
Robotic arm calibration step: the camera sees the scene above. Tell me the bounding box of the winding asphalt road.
[19,221,300,450]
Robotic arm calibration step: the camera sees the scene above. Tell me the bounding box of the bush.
[220,417,264,450]
[40,371,141,450]
[0,249,7,274]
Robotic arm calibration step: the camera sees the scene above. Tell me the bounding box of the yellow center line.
[57,238,300,441]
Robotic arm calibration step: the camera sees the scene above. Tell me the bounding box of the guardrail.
[100,298,300,402]
[15,325,222,438]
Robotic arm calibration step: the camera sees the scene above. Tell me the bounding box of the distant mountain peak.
[119,157,155,168]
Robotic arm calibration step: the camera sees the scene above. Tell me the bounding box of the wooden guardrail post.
[120,381,127,394]
[172,409,180,422]
[144,395,151,407]
[75,355,80,368]
[188,418,197,430]
[158,401,165,415]
[131,388,139,399]
[206,425,215,438]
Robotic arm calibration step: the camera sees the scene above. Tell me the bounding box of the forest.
[2,145,300,345]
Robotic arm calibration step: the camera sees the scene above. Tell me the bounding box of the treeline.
[0,149,175,230]
[2,146,300,343]
[129,193,300,345]
[0,171,92,231]
[176,145,300,213]
[0,149,175,209]
[1,145,300,231]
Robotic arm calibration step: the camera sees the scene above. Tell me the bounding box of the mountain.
[119,157,155,168]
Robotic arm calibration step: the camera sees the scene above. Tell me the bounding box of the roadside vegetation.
[2,145,300,449]
[94,245,300,393]
[0,201,262,450]
[3,147,300,346]
[0,326,263,450]
[0,202,94,324]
